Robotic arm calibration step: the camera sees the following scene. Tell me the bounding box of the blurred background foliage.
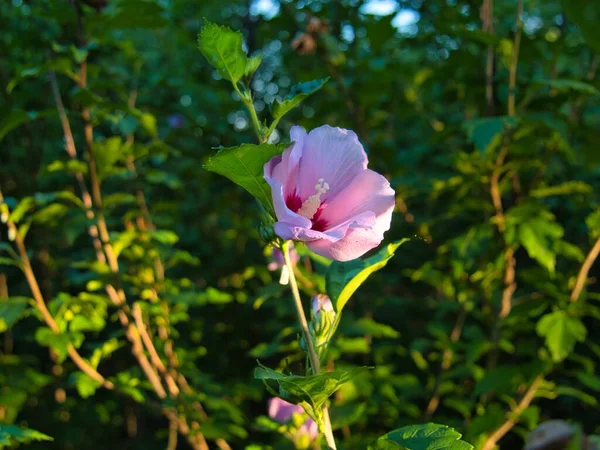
[1,0,600,448]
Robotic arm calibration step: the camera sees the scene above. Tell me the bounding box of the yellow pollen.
[297,178,329,219]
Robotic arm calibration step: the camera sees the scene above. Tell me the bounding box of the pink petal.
[295,125,368,201]
[307,224,387,261]
[265,177,312,229]
[319,169,395,232]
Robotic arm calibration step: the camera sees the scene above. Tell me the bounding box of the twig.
[570,237,600,302]
[167,419,178,450]
[283,242,337,449]
[48,71,105,264]
[480,376,542,450]
[425,308,466,418]
[507,0,523,117]
[481,0,496,115]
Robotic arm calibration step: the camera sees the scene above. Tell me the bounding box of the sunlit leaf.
[537,311,587,362]
[203,142,287,214]
[326,239,408,313]
[198,22,248,84]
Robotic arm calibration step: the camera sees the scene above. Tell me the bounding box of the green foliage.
[204,142,287,213]
[0,425,52,446]
[254,363,369,415]
[536,311,587,362]
[373,423,473,450]
[2,0,600,448]
[198,22,251,84]
[271,78,329,120]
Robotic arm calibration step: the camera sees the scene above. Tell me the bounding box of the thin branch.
[481,376,543,450]
[167,419,178,450]
[425,308,466,418]
[132,302,180,396]
[481,0,496,115]
[507,0,524,117]
[48,71,105,264]
[570,237,600,302]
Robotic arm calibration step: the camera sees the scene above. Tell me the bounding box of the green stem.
[282,241,337,450]
[233,83,266,143]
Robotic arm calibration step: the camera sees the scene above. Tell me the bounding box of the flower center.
[297,178,329,220]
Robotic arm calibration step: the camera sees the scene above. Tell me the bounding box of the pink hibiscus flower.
[264,125,395,261]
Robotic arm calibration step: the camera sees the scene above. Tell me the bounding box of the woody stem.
[282,241,337,450]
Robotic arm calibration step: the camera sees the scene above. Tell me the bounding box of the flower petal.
[265,176,312,229]
[307,224,387,261]
[295,125,368,201]
[319,169,395,232]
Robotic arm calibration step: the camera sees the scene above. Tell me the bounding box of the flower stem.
[282,241,337,450]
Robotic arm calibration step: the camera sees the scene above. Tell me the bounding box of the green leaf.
[463,117,518,153]
[198,22,248,84]
[326,239,408,313]
[203,142,287,213]
[368,440,405,450]
[0,297,30,332]
[245,54,262,77]
[254,363,369,413]
[562,0,600,53]
[271,78,329,120]
[536,311,587,362]
[0,109,55,142]
[534,79,600,95]
[140,113,158,137]
[34,327,85,363]
[71,372,102,399]
[518,223,560,273]
[95,137,123,180]
[531,181,593,198]
[377,423,474,450]
[0,425,53,446]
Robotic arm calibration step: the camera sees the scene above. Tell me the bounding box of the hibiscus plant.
[199,21,473,450]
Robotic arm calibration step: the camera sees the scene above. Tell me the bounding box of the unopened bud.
[8,227,16,242]
[1,211,8,223]
[258,222,276,244]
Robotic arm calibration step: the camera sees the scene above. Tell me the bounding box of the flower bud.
[309,294,336,360]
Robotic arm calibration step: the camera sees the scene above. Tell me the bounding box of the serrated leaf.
[271,78,329,120]
[254,363,369,412]
[536,311,587,362]
[198,22,248,83]
[0,297,30,332]
[326,239,408,313]
[0,425,53,446]
[204,142,287,214]
[378,423,474,450]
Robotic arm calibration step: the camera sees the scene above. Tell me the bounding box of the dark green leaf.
[378,423,474,450]
[271,78,329,120]
[0,297,30,332]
